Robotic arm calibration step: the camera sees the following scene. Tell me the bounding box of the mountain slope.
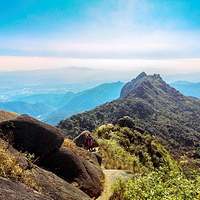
[57,73,200,157]
[12,92,76,109]
[58,81,124,112]
[170,81,200,99]
[43,81,124,125]
[0,102,52,118]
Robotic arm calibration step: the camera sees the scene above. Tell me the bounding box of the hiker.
[85,132,94,151]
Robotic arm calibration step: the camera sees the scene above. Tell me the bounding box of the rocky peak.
[120,72,179,100]
[120,72,147,98]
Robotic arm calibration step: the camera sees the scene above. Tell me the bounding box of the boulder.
[0,177,52,200]
[40,147,104,198]
[73,130,99,148]
[0,138,91,200]
[91,152,103,166]
[31,166,91,200]
[0,114,64,159]
[77,147,102,167]
[89,152,103,166]
[118,116,135,128]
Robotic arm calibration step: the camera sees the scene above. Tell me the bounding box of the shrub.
[0,140,40,191]
[98,138,144,172]
[112,167,200,200]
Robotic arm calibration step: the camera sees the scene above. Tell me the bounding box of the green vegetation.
[57,74,200,159]
[0,140,40,191]
[95,125,179,173]
[111,168,200,200]
[94,124,200,199]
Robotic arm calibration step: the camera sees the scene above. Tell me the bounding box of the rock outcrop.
[73,130,99,148]
[0,115,104,199]
[118,116,135,128]
[0,177,52,200]
[0,114,64,159]
[120,72,147,98]
[31,166,91,200]
[40,147,104,198]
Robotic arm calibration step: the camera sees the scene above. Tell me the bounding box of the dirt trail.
[97,170,132,200]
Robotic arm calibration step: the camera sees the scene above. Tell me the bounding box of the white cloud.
[1,30,200,59]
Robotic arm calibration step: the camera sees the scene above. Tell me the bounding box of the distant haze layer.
[0,56,200,74]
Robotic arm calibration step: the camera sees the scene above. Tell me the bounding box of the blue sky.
[0,0,200,72]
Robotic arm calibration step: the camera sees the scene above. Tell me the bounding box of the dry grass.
[62,138,77,150]
[62,138,92,162]
[0,110,19,122]
[0,140,41,192]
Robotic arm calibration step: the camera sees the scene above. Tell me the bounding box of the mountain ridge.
[57,73,200,157]
[42,81,124,125]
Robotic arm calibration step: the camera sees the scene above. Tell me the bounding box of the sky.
[0,0,200,73]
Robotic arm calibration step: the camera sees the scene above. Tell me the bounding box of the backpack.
[87,138,93,147]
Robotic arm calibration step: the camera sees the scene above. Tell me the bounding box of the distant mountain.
[12,92,76,109]
[58,81,124,112]
[161,72,200,83]
[170,81,200,99]
[0,67,108,102]
[0,102,52,118]
[57,72,200,157]
[43,81,124,125]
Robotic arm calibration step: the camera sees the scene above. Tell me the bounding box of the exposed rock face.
[120,72,147,98]
[73,130,99,148]
[0,138,91,200]
[31,166,91,200]
[40,147,103,198]
[92,152,103,166]
[0,114,64,158]
[0,115,104,199]
[0,177,52,200]
[118,116,135,128]
[78,148,102,167]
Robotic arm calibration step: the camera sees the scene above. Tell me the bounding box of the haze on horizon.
[0,0,200,74]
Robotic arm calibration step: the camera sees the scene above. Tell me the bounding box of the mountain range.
[0,101,52,119]
[42,81,124,125]
[57,72,200,158]
[170,81,200,99]
[1,67,200,102]
[0,81,124,125]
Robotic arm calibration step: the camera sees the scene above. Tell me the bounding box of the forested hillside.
[57,73,200,158]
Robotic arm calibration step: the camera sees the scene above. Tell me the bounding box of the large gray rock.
[31,166,91,200]
[0,177,52,200]
[0,114,64,158]
[118,116,135,128]
[0,138,91,200]
[41,147,104,198]
[73,130,99,148]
